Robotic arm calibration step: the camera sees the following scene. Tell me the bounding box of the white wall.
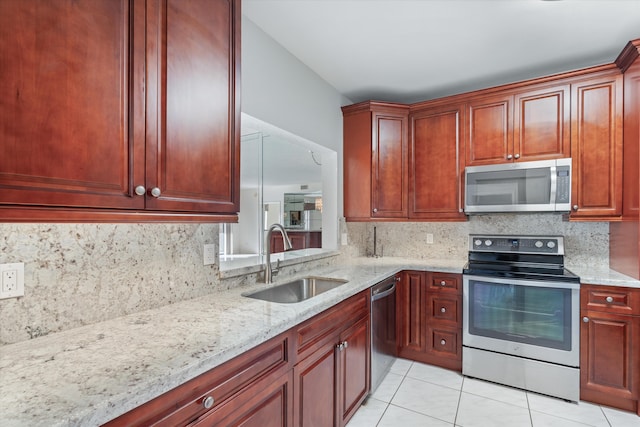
[242,16,352,217]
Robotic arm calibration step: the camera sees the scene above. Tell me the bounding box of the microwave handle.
[549,165,557,204]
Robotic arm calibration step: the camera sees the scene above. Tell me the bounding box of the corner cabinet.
[409,103,466,221]
[0,0,240,222]
[570,71,624,220]
[342,102,409,221]
[580,284,640,415]
[397,271,462,371]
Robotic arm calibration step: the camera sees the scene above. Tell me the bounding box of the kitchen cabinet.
[465,84,570,166]
[409,103,466,221]
[294,290,370,427]
[342,101,409,220]
[570,71,624,220]
[0,0,240,222]
[103,330,294,426]
[580,284,640,415]
[270,231,321,253]
[397,271,462,371]
[611,39,640,279]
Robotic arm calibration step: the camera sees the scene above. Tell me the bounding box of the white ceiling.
[243,0,640,104]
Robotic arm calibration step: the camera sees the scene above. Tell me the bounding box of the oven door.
[463,275,579,367]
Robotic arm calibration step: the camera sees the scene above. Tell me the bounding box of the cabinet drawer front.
[427,327,461,359]
[104,332,293,427]
[582,285,640,315]
[296,291,369,360]
[428,273,461,293]
[428,296,461,325]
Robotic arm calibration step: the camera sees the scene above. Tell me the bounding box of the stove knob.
[484,240,493,246]
[535,241,543,248]
[474,239,482,247]
[547,241,556,249]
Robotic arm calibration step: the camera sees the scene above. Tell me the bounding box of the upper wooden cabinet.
[409,103,466,221]
[465,84,570,166]
[0,0,240,222]
[342,102,409,221]
[570,71,623,220]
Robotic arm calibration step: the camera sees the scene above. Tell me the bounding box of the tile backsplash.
[1,215,608,345]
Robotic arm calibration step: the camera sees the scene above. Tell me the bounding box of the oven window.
[468,279,572,351]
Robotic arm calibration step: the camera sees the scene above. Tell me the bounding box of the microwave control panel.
[555,166,571,203]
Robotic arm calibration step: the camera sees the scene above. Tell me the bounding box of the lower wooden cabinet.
[293,291,370,427]
[580,284,640,414]
[397,271,462,371]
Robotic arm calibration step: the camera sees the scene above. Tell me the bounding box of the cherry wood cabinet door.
[371,110,409,218]
[513,84,570,162]
[293,342,337,427]
[409,104,466,221]
[398,271,426,357]
[580,310,639,412]
[0,0,146,210]
[336,316,370,427]
[145,0,240,214]
[570,72,623,220]
[465,94,513,166]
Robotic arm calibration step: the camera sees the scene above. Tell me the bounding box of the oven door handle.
[463,274,580,290]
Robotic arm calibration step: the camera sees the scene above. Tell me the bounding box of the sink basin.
[244,277,348,303]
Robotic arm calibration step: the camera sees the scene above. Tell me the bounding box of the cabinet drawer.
[428,273,461,294]
[426,327,461,359]
[296,291,369,360]
[428,295,461,325]
[582,285,640,315]
[104,331,293,427]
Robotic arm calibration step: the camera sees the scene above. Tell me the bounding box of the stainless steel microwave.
[464,158,572,213]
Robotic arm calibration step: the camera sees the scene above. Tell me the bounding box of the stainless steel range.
[462,235,581,401]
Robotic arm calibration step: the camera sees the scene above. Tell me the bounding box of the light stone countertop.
[2,257,639,427]
[0,257,463,427]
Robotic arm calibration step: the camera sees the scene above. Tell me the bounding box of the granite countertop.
[0,257,464,427]
[2,257,639,426]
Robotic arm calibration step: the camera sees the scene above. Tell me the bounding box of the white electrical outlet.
[427,233,434,244]
[203,244,216,266]
[341,233,348,246]
[0,262,24,299]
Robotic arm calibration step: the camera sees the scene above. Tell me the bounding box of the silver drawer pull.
[440,281,446,287]
[605,296,614,303]
[440,307,446,313]
[203,395,214,409]
[583,317,589,323]
[440,339,446,345]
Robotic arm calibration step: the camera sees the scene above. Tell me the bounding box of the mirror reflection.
[219,114,337,268]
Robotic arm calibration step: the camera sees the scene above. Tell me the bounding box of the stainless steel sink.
[244,277,348,303]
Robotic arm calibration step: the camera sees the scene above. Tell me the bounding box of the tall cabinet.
[611,39,640,279]
[0,0,240,222]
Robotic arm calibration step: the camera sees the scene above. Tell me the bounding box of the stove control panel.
[469,235,564,255]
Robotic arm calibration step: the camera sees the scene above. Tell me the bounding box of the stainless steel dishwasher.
[370,275,398,394]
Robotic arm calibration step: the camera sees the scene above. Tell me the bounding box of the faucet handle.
[273,259,281,276]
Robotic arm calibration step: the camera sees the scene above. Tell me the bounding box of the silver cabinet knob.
[583,317,589,323]
[396,276,401,282]
[440,307,446,313]
[150,187,161,198]
[440,339,446,345]
[440,281,446,287]
[203,395,214,409]
[373,208,378,213]
[507,154,513,160]
[573,205,579,211]
[343,341,348,349]
[514,154,520,159]
[606,296,614,303]
[134,185,146,196]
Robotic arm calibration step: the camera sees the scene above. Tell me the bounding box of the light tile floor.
[347,358,640,427]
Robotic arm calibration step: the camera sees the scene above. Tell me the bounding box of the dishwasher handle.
[371,281,396,301]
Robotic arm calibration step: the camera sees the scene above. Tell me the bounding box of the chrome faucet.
[264,223,293,284]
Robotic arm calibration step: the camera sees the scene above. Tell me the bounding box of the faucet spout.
[264,223,293,284]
